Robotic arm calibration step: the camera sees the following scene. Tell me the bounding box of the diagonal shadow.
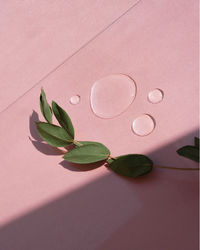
[0,130,198,250]
[59,160,107,172]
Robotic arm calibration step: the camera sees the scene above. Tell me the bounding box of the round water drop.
[148,88,164,104]
[132,114,155,136]
[90,74,136,119]
[70,95,80,105]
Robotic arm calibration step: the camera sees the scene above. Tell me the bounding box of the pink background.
[0,0,199,249]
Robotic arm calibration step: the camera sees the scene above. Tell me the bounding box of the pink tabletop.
[0,0,198,250]
[0,0,139,113]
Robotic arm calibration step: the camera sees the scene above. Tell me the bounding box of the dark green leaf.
[63,141,110,164]
[52,101,74,139]
[108,154,153,178]
[36,122,72,147]
[177,146,199,163]
[40,88,52,123]
[194,137,199,148]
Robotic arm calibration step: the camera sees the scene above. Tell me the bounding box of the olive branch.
[35,89,199,178]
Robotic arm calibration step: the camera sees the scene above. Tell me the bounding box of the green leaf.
[108,154,153,178]
[63,141,110,164]
[36,122,72,147]
[73,141,100,147]
[177,146,199,163]
[52,101,74,139]
[194,137,199,148]
[40,88,52,123]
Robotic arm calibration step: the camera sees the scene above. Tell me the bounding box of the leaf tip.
[51,100,56,106]
[62,155,67,160]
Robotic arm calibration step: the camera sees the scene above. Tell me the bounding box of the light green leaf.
[52,101,74,139]
[108,154,153,178]
[40,88,52,123]
[194,137,199,148]
[36,122,72,147]
[63,141,110,164]
[177,146,199,163]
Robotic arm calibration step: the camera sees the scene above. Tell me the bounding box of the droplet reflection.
[70,95,80,105]
[132,114,155,136]
[90,74,136,119]
[148,89,164,104]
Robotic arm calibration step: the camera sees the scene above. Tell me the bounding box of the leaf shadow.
[29,110,65,156]
[29,110,42,142]
[59,160,106,172]
[29,110,105,168]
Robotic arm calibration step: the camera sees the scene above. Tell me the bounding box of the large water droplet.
[132,114,155,136]
[90,74,136,118]
[148,89,164,104]
[70,95,80,105]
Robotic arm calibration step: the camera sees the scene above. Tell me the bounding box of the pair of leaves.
[37,89,74,147]
[177,137,199,163]
[63,142,152,178]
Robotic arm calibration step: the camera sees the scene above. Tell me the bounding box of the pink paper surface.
[0,0,198,250]
[0,0,139,112]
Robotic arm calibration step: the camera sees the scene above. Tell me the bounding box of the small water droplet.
[69,95,80,105]
[148,89,164,104]
[90,74,136,119]
[132,114,155,136]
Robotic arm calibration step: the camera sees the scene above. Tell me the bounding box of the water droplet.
[90,74,136,118]
[70,95,80,105]
[148,89,164,104]
[132,114,155,136]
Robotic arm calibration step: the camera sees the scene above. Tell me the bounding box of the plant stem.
[106,156,116,161]
[110,156,117,160]
[73,140,83,147]
[154,165,199,171]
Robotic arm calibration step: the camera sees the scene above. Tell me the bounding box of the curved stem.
[154,165,199,171]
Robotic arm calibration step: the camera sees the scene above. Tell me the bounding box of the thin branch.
[154,165,199,171]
